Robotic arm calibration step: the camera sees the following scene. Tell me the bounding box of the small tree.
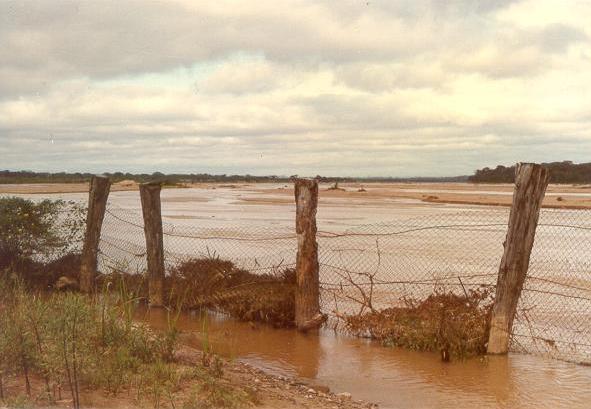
[0,197,85,269]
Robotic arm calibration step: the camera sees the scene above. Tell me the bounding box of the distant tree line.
[0,170,469,185]
[469,161,591,184]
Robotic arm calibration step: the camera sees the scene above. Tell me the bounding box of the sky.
[1,0,590,177]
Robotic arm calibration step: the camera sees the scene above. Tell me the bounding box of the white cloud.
[0,0,590,176]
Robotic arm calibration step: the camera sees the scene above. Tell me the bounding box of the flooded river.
[140,308,591,409]
[0,183,489,231]
[4,184,591,407]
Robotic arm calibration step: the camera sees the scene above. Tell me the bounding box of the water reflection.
[138,308,591,409]
[137,308,322,378]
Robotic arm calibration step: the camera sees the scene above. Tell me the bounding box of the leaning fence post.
[140,182,165,307]
[294,178,325,331]
[487,163,549,354]
[80,175,111,293]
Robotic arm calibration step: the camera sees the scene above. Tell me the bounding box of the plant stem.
[62,319,75,409]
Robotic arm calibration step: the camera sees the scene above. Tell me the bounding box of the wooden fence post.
[80,175,111,293]
[140,182,165,307]
[487,163,549,354]
[294,178,325,331]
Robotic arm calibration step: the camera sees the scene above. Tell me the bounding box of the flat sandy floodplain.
[3,181,591,209]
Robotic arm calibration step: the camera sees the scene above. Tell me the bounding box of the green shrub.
[0,198,86,290]
[0,197,85,261]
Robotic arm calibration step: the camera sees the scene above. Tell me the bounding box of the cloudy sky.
[1,0,590,176]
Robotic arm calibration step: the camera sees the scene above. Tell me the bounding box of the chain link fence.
[512,209,591,364]
[317,209,508,318]
[98,203,298,278]
[94,200,591,365]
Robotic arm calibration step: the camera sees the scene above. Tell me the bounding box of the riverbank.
[3,182,591,209]
[255,182,591,209]
[2,345,375,409]
[0,275,375,409]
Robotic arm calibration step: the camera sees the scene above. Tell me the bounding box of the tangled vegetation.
[344,287,494,360]
[166,257,296,327]
[0,197,85,259]
[95,256,297,328]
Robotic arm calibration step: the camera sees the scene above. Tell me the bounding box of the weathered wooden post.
[80,175,111,293]
[294,178,325,331]
[140,182,165,307]
[487,163,549,354]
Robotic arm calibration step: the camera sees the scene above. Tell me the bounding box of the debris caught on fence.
[341,287,494,360]
[167,257,296,327]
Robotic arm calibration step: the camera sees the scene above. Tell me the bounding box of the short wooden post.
[140,182,165,307]
[80,175,111,293]
[294,178,325,331]
[487,163,549,354]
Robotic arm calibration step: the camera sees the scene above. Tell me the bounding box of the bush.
[88,256,296,328]
[344,287,494,360]
[0,197,85,260]
[0,197,85,289]
[0,198,62,259]
[167,257,296,327]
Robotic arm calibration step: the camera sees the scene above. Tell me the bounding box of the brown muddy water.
[139,308,591,409]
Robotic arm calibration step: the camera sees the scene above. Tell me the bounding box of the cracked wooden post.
[140,182,165,307]
[294,178,325,331]
[80,175,111,293]
[488,163,549,354]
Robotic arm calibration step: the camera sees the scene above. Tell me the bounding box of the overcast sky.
[1,0,590,176]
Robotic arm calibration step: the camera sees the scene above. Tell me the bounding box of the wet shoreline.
[140,308,591,409]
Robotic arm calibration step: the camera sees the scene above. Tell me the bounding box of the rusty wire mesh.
[94,201,591,365]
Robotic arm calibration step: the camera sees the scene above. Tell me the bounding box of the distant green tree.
[469,161,591,184]
[0,198,85,263]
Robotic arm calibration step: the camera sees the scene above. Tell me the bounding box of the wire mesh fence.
[98,203,298,277]
[317,209,508,318]
[93,200,591,365]
[97,205,148,275]
[512,209,591,364]
[2,190,590,363]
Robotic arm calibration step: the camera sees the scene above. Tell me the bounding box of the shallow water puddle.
[138,308,591,409]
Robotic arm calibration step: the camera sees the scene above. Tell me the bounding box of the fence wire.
[317,210,508,318]
[512,209,591,364]
[95,201,591,365]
